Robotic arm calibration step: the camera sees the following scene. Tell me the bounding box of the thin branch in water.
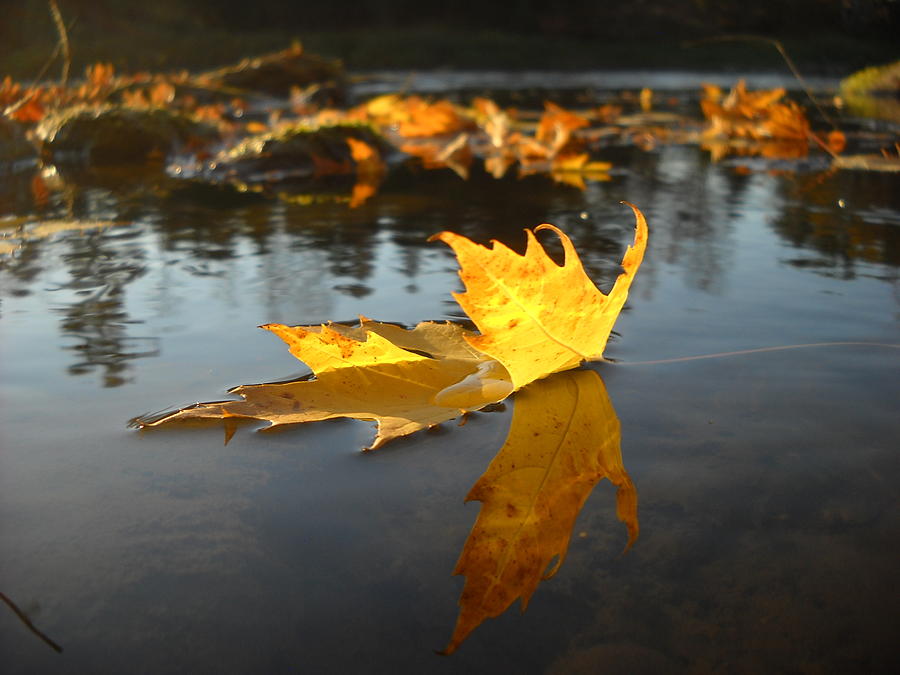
[0,591,64,653]
[618,342,900,367]
[48,0,71,86]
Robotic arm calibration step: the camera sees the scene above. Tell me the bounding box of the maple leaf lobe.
[432,203,647,390]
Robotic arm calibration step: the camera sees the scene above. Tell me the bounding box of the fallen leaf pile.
[380,98,614,185]
[700,80,812,160]
[136,204,646,650]
[3,40,876,216]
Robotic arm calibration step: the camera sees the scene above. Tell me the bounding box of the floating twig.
[0,591,64,653]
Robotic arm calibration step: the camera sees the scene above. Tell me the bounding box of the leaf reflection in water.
[445,368,638,654]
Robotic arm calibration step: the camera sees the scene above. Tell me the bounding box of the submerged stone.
[200,43,345,104]
[204,122,391,185]
[35,105,219,165]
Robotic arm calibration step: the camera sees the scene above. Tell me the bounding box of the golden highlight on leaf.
[137,209,648,449]
[261,322,429,374]
[431,203,648,390]
[444,369,638,654]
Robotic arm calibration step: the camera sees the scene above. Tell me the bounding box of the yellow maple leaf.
[260,322,424,373]
[431,203,648,390]
[136,320,511,449]
[444,369,638,654]
[138,359,477,449]
[136,208,647,448]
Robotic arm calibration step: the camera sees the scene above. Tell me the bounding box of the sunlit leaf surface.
[432,204,647,389]
[138,212,646,445]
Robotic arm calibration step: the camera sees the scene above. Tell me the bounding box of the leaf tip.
[619,201,648,238]
[533,222,578,267]
[533,222,564,237]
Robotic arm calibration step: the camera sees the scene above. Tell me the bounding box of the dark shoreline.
[2,25,896,83]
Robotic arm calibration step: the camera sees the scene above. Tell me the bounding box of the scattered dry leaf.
[700,79,811,159]
[536,101,589,152]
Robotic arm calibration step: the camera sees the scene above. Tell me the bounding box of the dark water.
[1,73,899,674]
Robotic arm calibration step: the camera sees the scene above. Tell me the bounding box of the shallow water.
[1,73,899,674]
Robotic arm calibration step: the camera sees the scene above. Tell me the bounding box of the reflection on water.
[54,228,158,387]
[447,369,636,654]
[774,171,900,277]
[1,82,899,673]
[3,144,897,388]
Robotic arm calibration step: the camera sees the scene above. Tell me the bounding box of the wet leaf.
[431,203,647,390]
[700,80,810,159]
[535,101,589,153]
[139,208,646,446]
[360,95,471,138]
[444,369,638,654]
[137,320,512,449]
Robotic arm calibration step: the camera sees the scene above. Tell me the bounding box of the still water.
[1,73,898,673]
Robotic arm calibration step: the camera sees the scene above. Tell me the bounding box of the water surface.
[1,73,898,674]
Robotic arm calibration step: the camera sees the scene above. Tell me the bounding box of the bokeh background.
[2,0,898,77]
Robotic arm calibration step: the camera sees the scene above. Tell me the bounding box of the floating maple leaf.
[444,369,638,654]
[431,203,647,390]
[135,209,647,654]
[136,205,648,447]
